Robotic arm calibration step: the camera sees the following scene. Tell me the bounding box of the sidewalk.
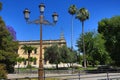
[7,73,120,80]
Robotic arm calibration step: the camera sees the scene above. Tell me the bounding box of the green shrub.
[26,65,32,68]
[0,64,7,79]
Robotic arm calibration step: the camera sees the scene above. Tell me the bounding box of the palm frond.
[68,4,77,15]
[76,8,89,22]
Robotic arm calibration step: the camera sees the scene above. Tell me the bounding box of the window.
[33,60,36,65]
[34,48,37,54]
[24,60,26,65]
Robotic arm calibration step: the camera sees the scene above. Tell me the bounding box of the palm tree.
[68,5,77,50]
[21,45,36,66]
[76,8,89,68]
[33,57,37,65]
[16,57,24,73]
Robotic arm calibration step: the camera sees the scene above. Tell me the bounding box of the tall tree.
[76,32,110,67]
[21,45,36,66]
[59,45,77,67]
[59,45,70,64]
[0,16,19,73]
[44,44,61,69]
[98,16,120,66]
[68,5,77,50]
[76,8,89,68]
[0,2,18,74]
[44,44,77,68]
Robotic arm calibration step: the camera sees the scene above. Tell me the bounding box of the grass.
[16,66,97,71]
[16,67,38,71]
[45,78,60,80]
[77,66,97,71]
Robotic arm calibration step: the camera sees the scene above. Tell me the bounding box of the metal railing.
[7,69,120,80]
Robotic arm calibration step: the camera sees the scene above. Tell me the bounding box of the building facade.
[15,33,66,68]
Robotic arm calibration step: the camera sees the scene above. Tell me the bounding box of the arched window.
[34,48,37,54]
[24,60,26,65]
[33,59,36,65]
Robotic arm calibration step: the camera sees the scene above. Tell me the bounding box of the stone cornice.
[19,39,66,45]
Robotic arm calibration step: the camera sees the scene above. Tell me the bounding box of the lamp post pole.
[39,15,43,79]
[23,3,58,80]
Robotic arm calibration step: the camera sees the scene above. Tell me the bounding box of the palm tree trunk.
[71,15,74,50]
[18,64,20,74]
[71,15,74,73]
[56,64,58,69]
[28,53,30,66]
[82,21,86,68]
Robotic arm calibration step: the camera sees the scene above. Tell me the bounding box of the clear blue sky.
[0,0,120,50]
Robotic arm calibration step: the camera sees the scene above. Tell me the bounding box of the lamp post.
[23,3,58,80]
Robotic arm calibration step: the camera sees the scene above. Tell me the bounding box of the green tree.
[76,53,83,64]
[0,64,7,79]
[21,45,36,66]
[76,32,110,67]
[59,45,77,67]
[68,5,77,68]
[28,57,36,72]
[44,44,77,68]
[32,57,37,65]
[44,44,61,69]
[29,57,34,65]
[16,57,24,73]
[0,2,18,73]
[67,48,77,66]
[90,33,111,66]
[68,5,77,15]
[98,16,120,66]
[76,8,89,68]
[68,5,77,50]
[59,45,70,64]
[29,57,37,67]
[71,50,77,63]
[0,17,18,73]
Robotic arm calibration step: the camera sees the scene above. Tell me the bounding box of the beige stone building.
[15,33,66,68]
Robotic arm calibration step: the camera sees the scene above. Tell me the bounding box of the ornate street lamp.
[23,3,58,80]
